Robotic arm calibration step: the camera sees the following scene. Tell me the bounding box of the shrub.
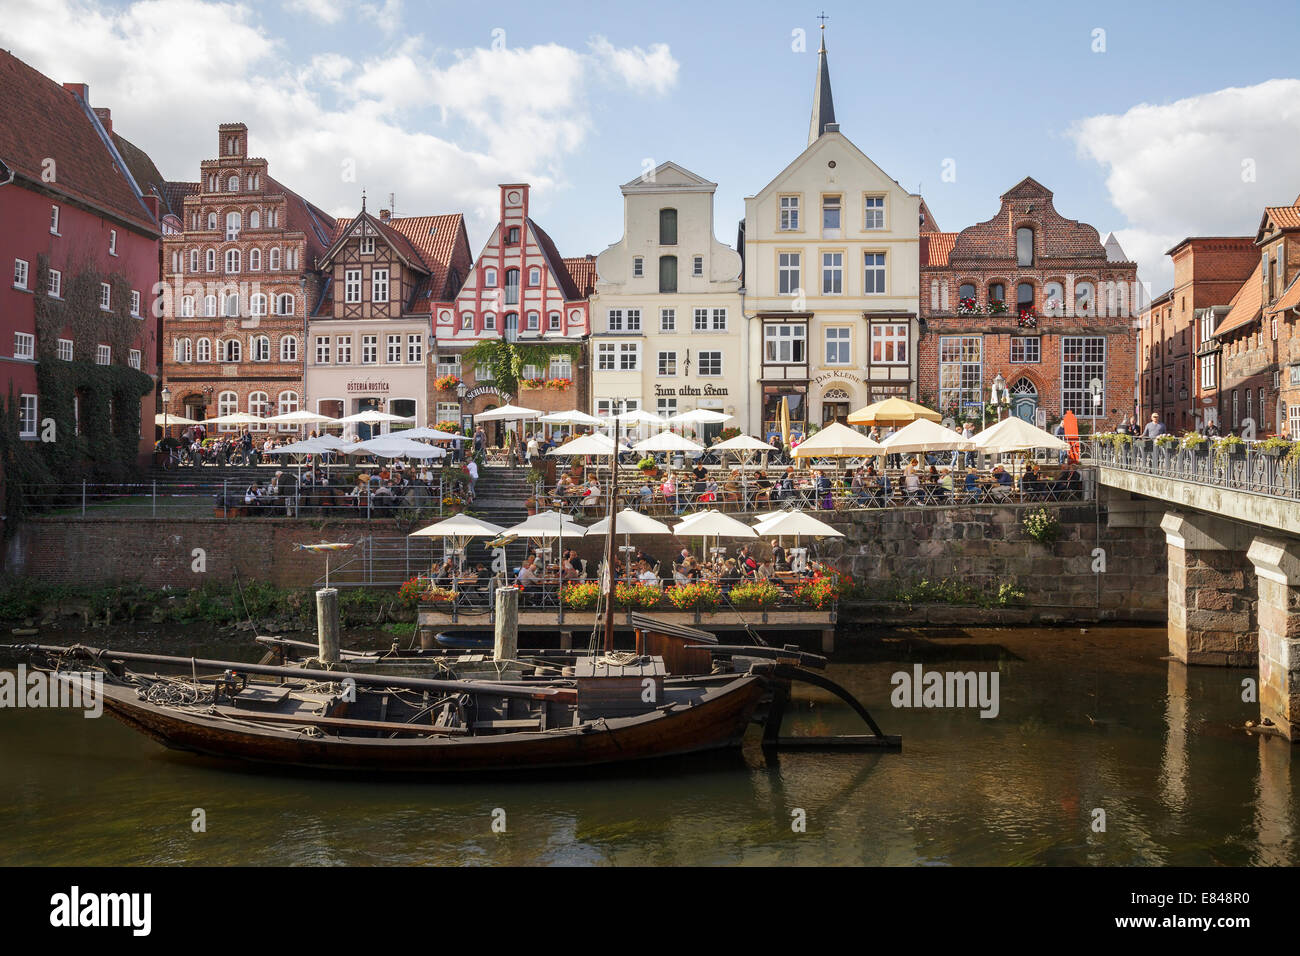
[614,582,664,609]
[1181,432,1207,450]
[397,576,425,608]
[792,579,836,609]
[728,580,781,608]
[667,582,722,611]
[1022,506,1061,544]
[561,582,602,610]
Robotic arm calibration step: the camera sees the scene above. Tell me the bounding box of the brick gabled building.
[1137,236,1257,432]
[436,184,593,437]
[1214,195,1300,437]
[918,177,1138,430]
[307,204,471,436]
[0,51,162,477]
[160,123,335,434]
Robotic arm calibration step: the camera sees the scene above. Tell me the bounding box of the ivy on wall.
[462,340,581,398]
[0,256,154,523]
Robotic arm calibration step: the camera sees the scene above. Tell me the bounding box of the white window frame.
[824,327,850,365]
[109,229,117,256]
[18,395,37,438]
[863,195,886,230]
[130,290,141,316]
[779,195,800,231]
[372,268,389,303]
[698,350,722,376]
[870,323,908,365]
[49,205,60,234]
[344,269,362,303]
[822,252,843,295]
[14,332,34,360]
[57,338,73,361]
[692,256,703,277]
[778,252,801,295]
[660,308,676,332]
[47,270,61,298]
[100,282,111,310]
[863,253,886,295]
[406,333,423,364]
[360,236,375,255]
[280,336,298,362]
[633,257,644,278]
[362,335,378,364]
[657,350,677,376]
[386,334,402,363]
[315,337,331,365]
[13,259,29,289]
[336,335,352,365]
[96,344,111,365]
[129,349,141,370]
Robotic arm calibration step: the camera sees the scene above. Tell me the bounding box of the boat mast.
[603,416,619,654]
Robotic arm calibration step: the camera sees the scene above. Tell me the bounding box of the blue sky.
[4,0,1298,291]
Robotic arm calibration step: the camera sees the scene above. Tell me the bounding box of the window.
[549,355,571,380]
[502,268,518,305]
[100,282,111,310]
[1062,336,1106,417]
[1017,282,1034,316]
[693,309,710,332]
[633,257,644,278]
[506,227,520,245]
[276,294,294,315]
[250,293,267,316]
[659,255,677,293]
[1010,336,1041,363]
[269,248,281,271]
[109,230,117,255]
[959,282,976,301]
[1016,227,1033,266]
[461,312,474,330]
[692,256,703,277]
[659,208,677,245]
[362,335,377,364]
[204,295,217,317]
[372,269,389,303]
[764,324,806,363]
[249,209,260,229]
[172,337,188,363]
[227,175,239,192]
[656,397,678,418]
[659,308,676,332]
[277,391,300,429]
[698,351,721,376]
[938,336,982,416]
[475,363,494,382]
[864,253,886,294]
[315,336,331,365]
[18,395,37,438]
[252,335,270,362]
[778,252,801,295]
[281,336,298,362]
[57,338,73,361]
[1044,281,1064,317]
[504,311,519,341]
[126,348,140,371]
[822,252,843,294]
[548,311,561,331]
[223,293,239,317]
[526,311,539,331]
[658,351,677,376]
[360,236,375,255]
[988,283,1006,308]
[217,391,237,431]
[1075,281,1095,316]
[13,259,28,289]
[619,342,640,371]
[1198,354,1216,390]
[709,308,727,331]
[521,363,540,382]
[386,335,402,363]
[528,267,540,287]
[205,249,216,272]
[597,343,615,371]
[14,332,34,360]
[484,268,497,287]
[196,338,211,362]
[483,313,496,331]
[96,344,111,365]
[344,270,361,303]
[50,205,60,234]
[407,334,423,364]
[47,270,61,297]
[223,249,239,273]
[780,195,800,231]
[220,339,241,362]
[825,327,850,365]
[822,195,841,232]
[863,195,885,229]
[206,212,217,231]
[336,336,352,364]
[871,323,908,364]
[189,249,199,273]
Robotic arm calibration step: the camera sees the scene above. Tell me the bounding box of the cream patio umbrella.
[400,426,463,441]
[673,509,759,570]
[548,433,630,456]
[879,418,975,454]
[972,416,1069,453]
[847,396,942,428]
[504,510,586,576]
[154,412,200,427]
[753,509,844,565]
[203,411,267,427]
[792,422,884,458]
[473,403,542,421]
[409,513,507,589]
[631,431,704,453]
[343,437,446,459]
[584,508,674,584]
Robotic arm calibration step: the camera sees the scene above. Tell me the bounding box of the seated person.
[719,559,742,590]
[964,467,980,496]
[754,471,773,504]
[637,480,654,511]
[636,561,660,586]
[990,465,1013,500]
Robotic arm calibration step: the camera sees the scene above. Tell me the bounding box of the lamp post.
[160,385,171,436]
[990,373,1009,423]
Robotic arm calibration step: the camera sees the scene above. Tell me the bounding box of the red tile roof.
[1267,273,1300,317]
[920,232,958,267]
[330,212,470,309]
[563,255,598,297]
[1214,262,1262,337]
[1263,205,1300,231]
[0,50,157,233]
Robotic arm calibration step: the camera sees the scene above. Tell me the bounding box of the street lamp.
[990,373,1009,422]
[160,385,171,435]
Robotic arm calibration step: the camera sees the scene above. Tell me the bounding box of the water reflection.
[0,625,1294,865]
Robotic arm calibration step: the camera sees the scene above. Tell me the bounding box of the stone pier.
[1161,512,1257,666]
[1248,538,1300,739]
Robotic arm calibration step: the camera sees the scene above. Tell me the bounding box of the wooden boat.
[19,643,773,774]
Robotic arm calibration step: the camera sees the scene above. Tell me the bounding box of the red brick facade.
[918,177,1138,430]
[160,123,335,433]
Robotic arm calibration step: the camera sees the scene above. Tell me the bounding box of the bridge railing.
[1091,438,1300,501]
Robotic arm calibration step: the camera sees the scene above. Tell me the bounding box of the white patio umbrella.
[265,410,334,425]
[667,409,733,426]
[401,426,463,441]
[344,437,445,459]
[155,412,200,427]
[614,408,667,426]
[792,422,884,458]
[632,431,704,453]
[880,418,975,454]
[203,412,267,427]
[712,435,779,453]
[674,508,759,570]
[753,510,844,559]
[473,403,542,421]
[972,416,1069,453]
[336,410,411,425]
[505,510,586,575]
[585,508,674,584]
[410,514,507,587]
[549,433,629,456]
[538,410,604,427]
[266,438,337,456]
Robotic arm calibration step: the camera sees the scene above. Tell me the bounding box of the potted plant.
[1212,434,1245,467]
[728,580,781,609]
[433,374,461,392]
[1181,432,1208,461]
[636,456,658,478]
[561,582,601,610]
[667,582,722,612]
[1257,436,1291,457]
[525,495,538,516]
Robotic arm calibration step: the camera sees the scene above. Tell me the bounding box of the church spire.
[807,23,837,145]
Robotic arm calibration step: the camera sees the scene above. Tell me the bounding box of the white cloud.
[589,35,678,95]
[0,0,678,246]
[1071,79,1300,291]
[285,0,345,24]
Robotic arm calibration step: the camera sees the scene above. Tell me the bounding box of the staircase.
[469,465,535,527]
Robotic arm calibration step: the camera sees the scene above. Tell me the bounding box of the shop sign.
[654,384,729,397]
[347,381,390,392]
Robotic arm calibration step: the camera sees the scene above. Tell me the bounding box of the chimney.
[379,209,391,222]
[62,82,89,101]
[93,107,112,136]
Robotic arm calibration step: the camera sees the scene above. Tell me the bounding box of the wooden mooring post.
[316,587,340,663]
[494,586,519,662]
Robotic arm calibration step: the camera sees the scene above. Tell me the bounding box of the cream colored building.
[742,29,921,439]
[591,162,746,442]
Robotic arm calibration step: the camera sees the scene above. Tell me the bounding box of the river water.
[0,624,1293,866]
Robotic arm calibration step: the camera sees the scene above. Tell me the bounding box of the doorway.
[1010,377,1038,423]
[356,396,382,440]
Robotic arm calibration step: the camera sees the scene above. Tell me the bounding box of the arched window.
[988,282,1006,308]
[1017,282,1035,315]
[247,174,256,191]
[505,268,520,304]
[276,293,295,316]
[250,293,267,316]
[189,249,199,273]
[227,175,239,192]
[217,391,237,429]
[206,212,216,231]
[269,248,281,271]
[173,338,189,363]
[1075,281,1095,316]
[205,249,216,272]
[1044,281,1064,316]
[181,296,195,317]
[484,267,497,287]
[659,208,678,245]
[225,212,241,240]
[277,390,299,427]
[219,339,241,362]
[1016,227,1034,266]
[249,210,260,229]
[248,391,268,428]
[287,248,298,270]
[196,338,211,362]
[461,312,474,330]
[280,336,298,362]
[222,293,239,316]
[225,249,240,273]
[249,248,260,271]
[528,267,540,286]
[251,336,270,362]
[203,295,217,317]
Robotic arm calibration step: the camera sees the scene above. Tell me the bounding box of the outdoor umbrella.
[792,422,884,458]
[203,412,267,427]
[584,508,674,585]
[631,431,704,453]
[473,403,542,421]
[712,435,779,453]
[847,397,942,428]
[344,437,446,459]
[401,426,463,441]
[154,412,199,427]
[409,514,507,590]
[265,410,334,426]
[780,397,791,449]
[613,408,667,426]
[673,509,758,568]
[880,419,975,454]
[548,433,630,456]
[972,416,1069,453]
[753,510,844,563]
[504,510,586,575]
[336,410,411,425]
[666,409,733,426]
[538,410,605,428]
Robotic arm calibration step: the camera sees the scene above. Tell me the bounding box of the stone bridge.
[1094,440,1300,740]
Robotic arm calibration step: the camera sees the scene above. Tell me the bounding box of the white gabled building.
[742,28,922,440]
[591,162,746,442]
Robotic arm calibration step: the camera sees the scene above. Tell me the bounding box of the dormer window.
[360,237,375,255]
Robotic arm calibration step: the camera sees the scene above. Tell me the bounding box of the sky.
[3,0,1298,294]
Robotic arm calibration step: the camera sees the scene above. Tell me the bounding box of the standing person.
[465,457,479,502]
[1141,413,1166,439]
[959,422,976,468]
[527,433,539,465]
[1053,420,1067,465]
